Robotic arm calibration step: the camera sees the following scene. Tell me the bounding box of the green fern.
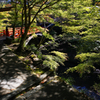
[43,59,59,70]
[76,53,100,64]
[43,51,67,73]
[75,53,96,62]
[51,51,68,60]
[66,52,100,77]
[66,63,95,77]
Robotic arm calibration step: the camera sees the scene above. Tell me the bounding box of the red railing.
[0,27,40,39]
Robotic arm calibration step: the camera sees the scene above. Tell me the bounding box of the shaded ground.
[0,39,93,100]
[15,76,92,100]
[0,41,41,99]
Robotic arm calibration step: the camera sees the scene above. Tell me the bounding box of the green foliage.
[0,12,9,30]
[1,0,100,87]
[43,51,67,74]
[66,63,95,77]
[75,53,100,63]
[61,77,75,85]
[0,14,4,19]
[68,19,81,26]
[76,35,100,53]
[43,31,54,41]
[8,3,21,26]
[24,59,30,64]
[26,44,38,53]
[19,56,24,59]
[43,55,59,70]
[26,65,32,71]
[36,50,42,59]
[93,83,100,94]
[66,52,100,77]
[32,68,44,75]
[62,0,100,79]
[51,51,67,61]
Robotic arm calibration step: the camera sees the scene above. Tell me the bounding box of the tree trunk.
[17,0,29,52]
[16,0,54,52]
[20,9,24,39]
[12,2,17,40]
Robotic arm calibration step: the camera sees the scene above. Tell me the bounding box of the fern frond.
[43,51,67,72]
[53,56,65,65]
[43,55,54,61]
[43,31,54,41]
[51,51,68,60]
[75,53,96,62]
[75,53,100,63]
[66,63,95,77]
[43,60,59,70]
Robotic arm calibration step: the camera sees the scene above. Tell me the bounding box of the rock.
[30,65,34,69]
[1,45,10,53]
[69,87,78,93]
[33,58,39,61]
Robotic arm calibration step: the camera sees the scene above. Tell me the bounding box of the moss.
[24,59,30,64]
[19,56,24,60]
[32,68,44,75]
[30,54,36,58]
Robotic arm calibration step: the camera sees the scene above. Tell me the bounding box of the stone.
[69,87,78,93]
[0,53,5,58]
[33,57,39,61]
[1,46,10,53]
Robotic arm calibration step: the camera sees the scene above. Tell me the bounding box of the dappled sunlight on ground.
[0,43,37,96]
[15,77,91,100]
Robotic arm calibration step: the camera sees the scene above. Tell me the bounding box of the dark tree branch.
[40,0,61,12]
[30,0,48,25]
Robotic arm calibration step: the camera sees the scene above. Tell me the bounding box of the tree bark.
[20,9,24,36]
[16,0,61,52]
[17,0,27,51]
[12,1,17,40]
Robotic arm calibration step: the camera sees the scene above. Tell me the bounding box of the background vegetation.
[0,0,100,97]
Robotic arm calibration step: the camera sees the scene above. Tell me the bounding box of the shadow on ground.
[15,78,91,100]
[0,42,39,97]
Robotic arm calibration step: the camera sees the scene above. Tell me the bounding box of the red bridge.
[0,27,40,39]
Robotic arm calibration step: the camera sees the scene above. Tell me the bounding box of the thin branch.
[29,0,44,9]
[30,0,48,24]
[40,0,61,11]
